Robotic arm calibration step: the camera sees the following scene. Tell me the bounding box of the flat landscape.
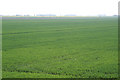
[2,16,118,78]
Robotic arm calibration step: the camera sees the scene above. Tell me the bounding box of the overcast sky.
[0,0,119,16]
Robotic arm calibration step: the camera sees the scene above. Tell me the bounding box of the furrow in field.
[1,31,44,35]
[3,69,81,77]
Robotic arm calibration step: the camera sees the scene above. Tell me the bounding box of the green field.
[2,17,118,78]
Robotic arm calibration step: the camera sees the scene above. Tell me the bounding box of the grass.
[2,17,118,78]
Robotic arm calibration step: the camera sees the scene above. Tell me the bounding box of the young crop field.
[2,17,118,78]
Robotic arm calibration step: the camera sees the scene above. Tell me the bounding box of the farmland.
[2,17,118,78]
